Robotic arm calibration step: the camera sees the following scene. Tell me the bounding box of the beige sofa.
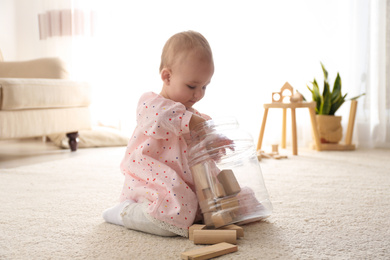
[0,52,92,151]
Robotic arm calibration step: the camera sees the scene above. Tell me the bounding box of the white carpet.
[1,147,389,259]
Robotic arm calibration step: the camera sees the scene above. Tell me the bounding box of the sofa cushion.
[0,107,91,139]
[0,78,91,110]
[0,57,69,79]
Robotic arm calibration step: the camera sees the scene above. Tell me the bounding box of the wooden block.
[218,197,239,212]
[274,155,287,160]
[193,230,237,245]
[191,163,210,190]
[189,224,206,241]
[199,199,217,213]
[271,144,279,153]
[211,211,233,228]
[217,170,241,196]
[180,242,238,260]
[203,212,214,228]
[219,225,244,238]
[197,188,213,201]
[202,188,213,199]
[214,183,226,198]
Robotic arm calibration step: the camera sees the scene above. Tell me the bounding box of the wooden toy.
[180,242,238,260]
[257,99,322,155]
[272,144,279,153]
[189,224,206,241]
[219,224,244,238]
[257,150,287,160]
[197,188,214,201]
[290,92,303,103]
[272,82,294,103]
[218,197,239,212]
[214,182,226,198]
[273,154,288,160]
[211,211,233,228]
[191,163,210,190]
[199,199,217,213]
[193,230,237,245]
[203,212,213,228]
[217,170,241,196]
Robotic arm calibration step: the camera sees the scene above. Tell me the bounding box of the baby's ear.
[161,68,171,84]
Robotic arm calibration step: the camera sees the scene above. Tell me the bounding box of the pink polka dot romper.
[119,92,210,237]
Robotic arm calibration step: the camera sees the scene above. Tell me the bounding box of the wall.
[0,0,50,61]
[0,0,16,60]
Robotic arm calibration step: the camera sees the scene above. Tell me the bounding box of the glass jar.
[188,117,272,228]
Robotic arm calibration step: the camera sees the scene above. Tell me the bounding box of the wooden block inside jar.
[199,199,217,213]
[211,211,233,228]
[191,163,210,190]
[203,212,214,228]
[214,182,226,198]
[217,169,241,196]
[218,197,239,213]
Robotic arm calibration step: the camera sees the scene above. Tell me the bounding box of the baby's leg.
[121,203,177,237]
[102,201,177,237]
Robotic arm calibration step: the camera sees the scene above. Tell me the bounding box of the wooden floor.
[0,138,72,169]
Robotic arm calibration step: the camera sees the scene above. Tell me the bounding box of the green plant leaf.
[331,73,342,104]
[312,79,321,113]
[321,62,328,81]
[323,80,330,99]
[330,93,347,115]
[349,93,366,100]
[320,88,332,115]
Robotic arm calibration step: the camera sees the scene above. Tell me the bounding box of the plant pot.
[316,115,343,143]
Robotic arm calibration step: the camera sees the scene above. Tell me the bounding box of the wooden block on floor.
[219,224,244,238]
[189,224,206,241]
[181,242,238,260]
[193,230,237,245]
[274,154,288,159]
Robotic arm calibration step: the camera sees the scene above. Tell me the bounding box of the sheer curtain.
[59,0,388,148]
[352,0,389,148]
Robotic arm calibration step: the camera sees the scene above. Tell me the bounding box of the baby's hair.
[159,30,213,73]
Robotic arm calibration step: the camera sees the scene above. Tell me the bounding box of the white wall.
[0,0,16,60]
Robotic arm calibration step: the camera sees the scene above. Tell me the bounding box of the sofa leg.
[66,132,79,152]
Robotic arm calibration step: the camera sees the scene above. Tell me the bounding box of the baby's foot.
[102,200,134,226]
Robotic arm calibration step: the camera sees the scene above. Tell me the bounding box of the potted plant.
[305,63,365,143]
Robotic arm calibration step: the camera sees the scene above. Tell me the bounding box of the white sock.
[102,200,134,226]
[121,203,177,237]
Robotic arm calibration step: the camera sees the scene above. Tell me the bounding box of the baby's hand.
[204,134,234,161]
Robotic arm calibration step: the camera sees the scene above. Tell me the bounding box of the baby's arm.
[189,114,207,131]
[189,114,234,161]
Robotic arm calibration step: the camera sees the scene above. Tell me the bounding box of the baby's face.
[164,52,214,109]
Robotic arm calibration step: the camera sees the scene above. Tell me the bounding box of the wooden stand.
[258,81,359,154]
[313,100,358,151]
[257,101,322,155]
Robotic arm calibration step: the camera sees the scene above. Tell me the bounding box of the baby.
[103,31,217,237]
